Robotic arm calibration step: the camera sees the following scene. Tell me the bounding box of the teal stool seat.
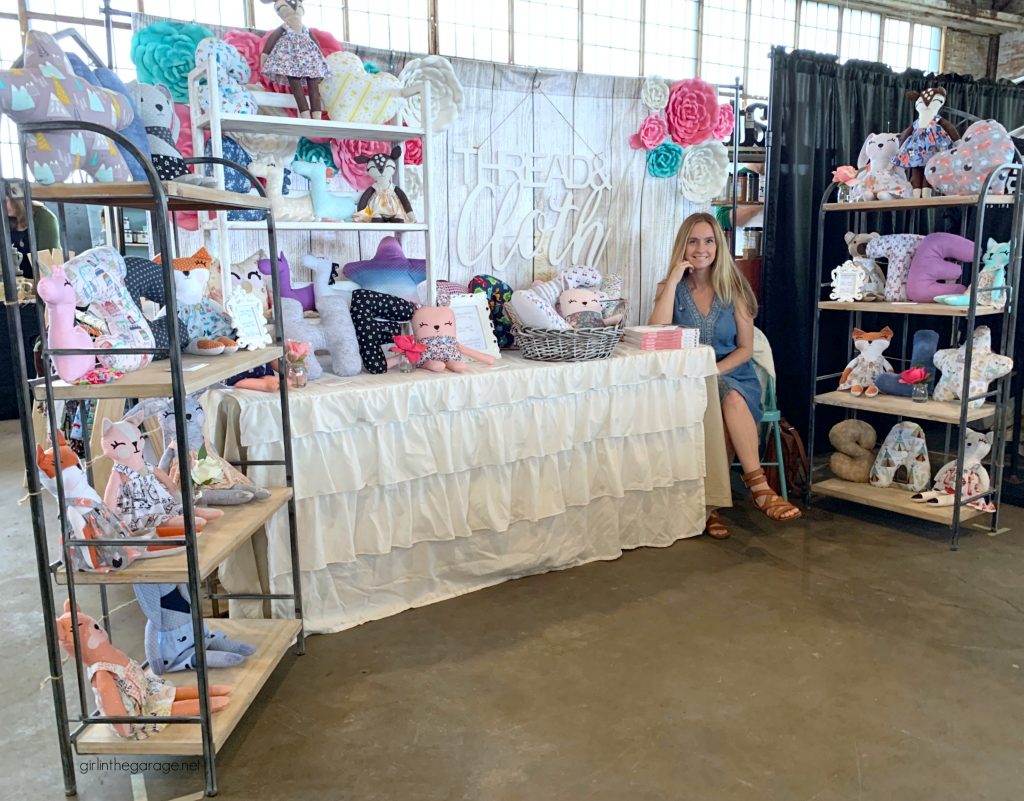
[732,374,789,501]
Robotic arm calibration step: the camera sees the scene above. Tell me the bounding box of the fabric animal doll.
[156,248,239,355]
[127,394,271,506]
[354,146,416,223]
[869,422,931,492]
[557,287,623,328]
[134,583,256,674]
[124,256,191,354]
[978,238,1009,310]
[402,306,496,373]
[932,325,1013,409]
[849,133,913,201]
[37,433,143,572]
[843,232,885,301]
[56,601,232,739]
[894,87,960,198]
[259,0,329,119]
[911,430,993,510]
[906,232,972,303]
[125,80,212,185]
[290,160,358,221]
[36,265,96,382]
[838,326,894,398]
[100,411,223,546]
[258,251,315,312]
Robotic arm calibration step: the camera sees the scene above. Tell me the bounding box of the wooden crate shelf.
[30,181,270,212]
[56,488,292,585]
[33,347,282,401]
[223,220,428,232]
[823,195,1014,212]
[818,300,1000,317]
[812,478,986,525]
[813,391,995,425]
[195,111,424,141]
[74,619,301,756]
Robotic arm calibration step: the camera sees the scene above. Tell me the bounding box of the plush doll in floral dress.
[259,0,329,119]
[893,87,959,198]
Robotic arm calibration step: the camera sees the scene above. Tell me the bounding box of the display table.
[206,345,730,633]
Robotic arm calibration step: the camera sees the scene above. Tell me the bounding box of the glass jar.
[912,383,928,403]
[837,183,853,203]
[288,362,307,389]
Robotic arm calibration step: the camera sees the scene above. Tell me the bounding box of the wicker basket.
[507,299,627,362]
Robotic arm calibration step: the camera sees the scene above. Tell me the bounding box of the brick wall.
[997,30,1024,80]
[944,28,993,77]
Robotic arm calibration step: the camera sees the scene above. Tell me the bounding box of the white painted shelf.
[194,111,424,142]
[223,220,428,232]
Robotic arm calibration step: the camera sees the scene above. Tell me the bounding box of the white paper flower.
[678,140,729,203]
[402,166,423,202]
[192,456,223,486]
[641,76,670,111]
[230,131,297,163]
[399,55,465,132]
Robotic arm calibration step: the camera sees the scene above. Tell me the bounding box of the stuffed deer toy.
[259,0,329,119]
[354,146,416,223]
[894,87,959,198]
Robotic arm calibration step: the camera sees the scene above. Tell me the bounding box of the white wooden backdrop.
[159,32,705,325]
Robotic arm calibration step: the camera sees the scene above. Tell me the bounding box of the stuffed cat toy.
[399,306,496,373]
[838,327,894,398]
[911,429,993,510]
[57,601,232,739]
[100,411,223,551]
[37,433,142,572]
[134,583,255,674]
[557,288,623,328]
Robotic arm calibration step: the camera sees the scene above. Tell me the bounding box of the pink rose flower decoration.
[665,78,719,147]
[222,30,263,82]
[832,165,859,186]
[712,102,734,142]
[330,139,391,190]
[403,138,423,166]
[628,114,668,151]
[898,366,930,384]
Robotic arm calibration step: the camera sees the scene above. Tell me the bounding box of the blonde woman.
[649,212,800,539]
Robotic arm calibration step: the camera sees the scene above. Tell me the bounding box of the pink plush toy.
[558,288,623,329]
[906,232,972,302]
[36,265,96,382]
[398,306,496,373]
[56,601,231,740]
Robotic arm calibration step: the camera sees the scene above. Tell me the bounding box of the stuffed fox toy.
[839,327,894,398]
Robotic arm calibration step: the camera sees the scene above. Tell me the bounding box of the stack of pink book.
[622,325,700,350]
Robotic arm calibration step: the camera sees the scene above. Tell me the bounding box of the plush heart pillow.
[321,52,402,124]
[925,120,1016,196]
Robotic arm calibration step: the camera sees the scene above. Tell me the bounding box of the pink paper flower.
[330,139,391,191]
[404,138,423,165]
[628,114,668,151]
[898,366,930,384]
[712,102,734,142]
[286,339,311,364]
[832,165,859,186]
[222,30,263,82]
[665,78,720,147]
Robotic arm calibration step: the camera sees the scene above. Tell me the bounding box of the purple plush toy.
[907,232,972,303]
[257,251,315,312]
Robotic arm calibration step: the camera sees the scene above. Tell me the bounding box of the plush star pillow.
[932,325,1012,409]
[0,30,133,183]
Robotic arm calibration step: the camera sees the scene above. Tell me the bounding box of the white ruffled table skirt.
[205,345,730,634]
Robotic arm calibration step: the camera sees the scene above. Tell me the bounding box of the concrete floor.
[3,418,1023,801]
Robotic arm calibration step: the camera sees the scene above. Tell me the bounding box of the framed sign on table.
[450,292,500,360]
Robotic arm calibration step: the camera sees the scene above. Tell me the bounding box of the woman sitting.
[649,211,800,539]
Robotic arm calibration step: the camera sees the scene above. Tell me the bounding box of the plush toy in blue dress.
[893,87,959,198]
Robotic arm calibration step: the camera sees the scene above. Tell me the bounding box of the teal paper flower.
[296,137,336,167]
[130,21,213,103]
[646,141,684,178]
[364,62,380,74]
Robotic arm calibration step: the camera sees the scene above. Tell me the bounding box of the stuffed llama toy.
[838,326,894,398]
[849,133,913,202]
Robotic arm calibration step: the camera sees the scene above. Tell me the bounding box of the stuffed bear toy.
[842,232,885,301]
[838,327,894,398]
[911,429,992,509]
[557,288,623,328]
[400,306,496,372]
[125,80,213,185]
[56,601,232,739]
[828,420,877,483]
[849,133,913,202]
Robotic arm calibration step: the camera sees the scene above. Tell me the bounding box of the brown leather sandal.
[703,510,730,539]
[742,468,802,522]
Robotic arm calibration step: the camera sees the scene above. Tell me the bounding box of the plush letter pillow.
[865,234,924,302]
[124,256,191,354]
[868,422,931,492]
[906,232,972,302]
[350,290,416,374]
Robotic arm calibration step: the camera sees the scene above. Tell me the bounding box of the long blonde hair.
[666,212,758,317]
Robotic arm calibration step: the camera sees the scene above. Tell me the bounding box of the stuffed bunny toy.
[125,81,213,185]
[911,430,992,509]
[37,433,143,573]
[354,146,416,223]
[57,601,232,739]
[127,394,271,506]
[398,306,496,373]
[100,411,224,548]
[557,288,623,328]
[849,133,913,202]
[134,583,256,675]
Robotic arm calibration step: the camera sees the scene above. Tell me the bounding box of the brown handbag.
[763,418,809,497]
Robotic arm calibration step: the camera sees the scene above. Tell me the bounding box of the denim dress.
[673,281,763,425]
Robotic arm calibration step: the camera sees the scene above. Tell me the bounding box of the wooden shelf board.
[823,195,1015,212]
[31,181,270,212]
[814,391,995,424]
[224,220,428,232]
[74,619,301,756]
[710,201,764,207]
[198,112,423,142]
[813,478,986,525]
[56,488,292,585]
[818,300,1001,317]
[32,347,282,401]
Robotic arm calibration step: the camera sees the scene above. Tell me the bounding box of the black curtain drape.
[762,48,1024,443]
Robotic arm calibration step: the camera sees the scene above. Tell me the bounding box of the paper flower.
[296,137,336,167]
[231,132,298,163]
[832,165,859,186]
[712,102,734,142]
[221,30,263,82]
[646,141,684,178]
[173,103,194,159]
[130,21,213,103]
[629,114,669,151]
[364,61,380,74]
[402,166,423,202]
[404,137,423,166]
[399,55,465,132]
[641,76,670,111]
[899,366,930,384]
[665,78,720,147]
[330,138,391,190]
[285,339,310,365]
[192,446,223,486]
[678,140,729,202]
